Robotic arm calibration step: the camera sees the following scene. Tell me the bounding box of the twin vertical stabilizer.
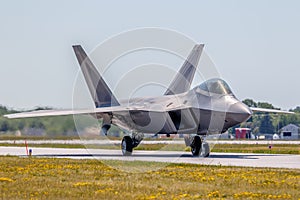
[73,44,204,108]
[72,45,120,108]
[164,44,204,95]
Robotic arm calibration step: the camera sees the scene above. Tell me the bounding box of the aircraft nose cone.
[229,102,252,123]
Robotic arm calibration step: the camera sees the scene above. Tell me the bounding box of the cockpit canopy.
[198,78,233,95]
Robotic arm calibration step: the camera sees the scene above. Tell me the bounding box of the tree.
[259,114,275,134]
[242,99,257,107]
[257,102,279,110]
[290,106,300,113]
[0,121,8,132]
[0,105,8,115]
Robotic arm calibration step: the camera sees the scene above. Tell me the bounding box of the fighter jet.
[5,44,293,157]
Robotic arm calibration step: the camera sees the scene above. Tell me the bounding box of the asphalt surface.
[1,139,300,145]
[1,146,299,169]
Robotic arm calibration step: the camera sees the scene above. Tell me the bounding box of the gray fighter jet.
[5,44,293,157]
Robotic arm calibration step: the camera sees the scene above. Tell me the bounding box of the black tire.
[191,136,201,156]
[121,136,133,156]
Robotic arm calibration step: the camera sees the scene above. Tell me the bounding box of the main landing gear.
[121,133,144,156]
[190,135,201,156]
[121,136,133,156]
[121,133,210,157]
[186,135,210,157]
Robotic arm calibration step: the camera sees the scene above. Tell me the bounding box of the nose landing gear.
[186,135,210,157]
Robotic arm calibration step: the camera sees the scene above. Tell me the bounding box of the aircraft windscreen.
[198,78,233,95]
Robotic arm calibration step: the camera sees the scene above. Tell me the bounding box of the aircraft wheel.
[121,136,133,156]
[191,136,201,156]
[201,142,210,157]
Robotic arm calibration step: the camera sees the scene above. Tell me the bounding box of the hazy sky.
[0,1,300,110]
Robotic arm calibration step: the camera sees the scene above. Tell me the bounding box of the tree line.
[0,105,77,136]
[0,105,121,137]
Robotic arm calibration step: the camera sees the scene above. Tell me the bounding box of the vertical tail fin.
[72,45,120,108]
[164,44,204,95]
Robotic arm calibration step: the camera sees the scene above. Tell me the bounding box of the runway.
[1,139,300,145]
[1,146,299,169]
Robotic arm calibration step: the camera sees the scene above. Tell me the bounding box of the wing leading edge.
[4,104,190,119]
[250,107,294,114]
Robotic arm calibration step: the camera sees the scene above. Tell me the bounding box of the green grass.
[212,144,300,154]
[0,156,299,199]
[0,135,80,140]
[0,135,122,140]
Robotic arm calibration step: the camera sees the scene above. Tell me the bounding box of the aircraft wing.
[250,107,294,114]
[3,106,131,119]
[4,109,97,119]
[4,104,190,119]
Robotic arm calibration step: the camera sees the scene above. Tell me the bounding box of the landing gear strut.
[201,141,210,157]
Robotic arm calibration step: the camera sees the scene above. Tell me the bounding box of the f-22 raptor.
[5,44,292,157]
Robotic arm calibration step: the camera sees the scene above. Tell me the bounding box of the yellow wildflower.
[0,177,14,182]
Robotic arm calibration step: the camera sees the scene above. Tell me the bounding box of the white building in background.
[280,124,299,140]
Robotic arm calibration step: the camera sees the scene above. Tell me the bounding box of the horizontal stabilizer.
[72,45,120,108]
[164,44,204,95]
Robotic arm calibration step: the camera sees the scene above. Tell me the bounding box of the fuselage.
[109,78,252,135]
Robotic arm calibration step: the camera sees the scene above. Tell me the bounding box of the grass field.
[0,135,81,140]
[0,156,299,199]
[211,143,300,154]
[1,142,299,154]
